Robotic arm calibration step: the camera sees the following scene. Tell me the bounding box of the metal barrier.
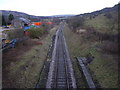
[76,57,96,89]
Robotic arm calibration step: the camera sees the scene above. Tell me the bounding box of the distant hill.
[52,14,75,17]
[0,10,76,24]
[0,10,51,22]
[76,3,119,17]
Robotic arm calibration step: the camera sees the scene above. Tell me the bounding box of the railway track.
[46,22,76,89]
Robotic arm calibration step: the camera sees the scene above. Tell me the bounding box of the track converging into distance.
[46,22,77,88]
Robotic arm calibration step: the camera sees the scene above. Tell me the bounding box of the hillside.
[67,3,119,34]
[77,4,118,17]
[1,10,75,26]
[0,10,51,22]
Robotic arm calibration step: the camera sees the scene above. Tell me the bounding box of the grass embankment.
[2,26,58,88]
[64,24,118,88]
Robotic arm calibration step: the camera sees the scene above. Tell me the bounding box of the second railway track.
[46,22,77,89]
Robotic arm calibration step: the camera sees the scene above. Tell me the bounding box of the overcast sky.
[0,0,119,16]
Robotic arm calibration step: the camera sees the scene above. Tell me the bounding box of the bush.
[27,27,48,39]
